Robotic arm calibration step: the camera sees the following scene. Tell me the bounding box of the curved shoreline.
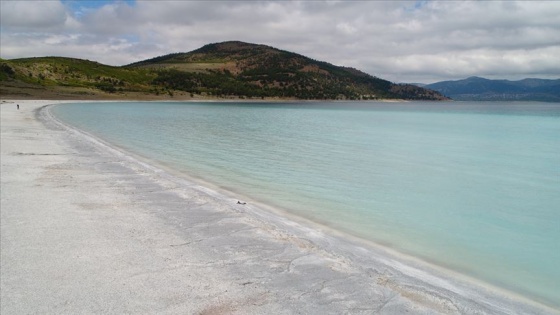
[2,99,558,314]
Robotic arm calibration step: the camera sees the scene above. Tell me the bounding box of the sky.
[1,0,559,84]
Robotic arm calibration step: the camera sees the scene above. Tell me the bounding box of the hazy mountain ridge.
[1,41,447,101]
[424,76,560,102]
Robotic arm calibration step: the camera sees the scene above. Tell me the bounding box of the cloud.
[1,0,559,83]
[0,1,69,30]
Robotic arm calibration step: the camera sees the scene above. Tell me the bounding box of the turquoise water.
[52,101,560,307]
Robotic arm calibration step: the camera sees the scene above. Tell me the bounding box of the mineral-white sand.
[1,100,557,314]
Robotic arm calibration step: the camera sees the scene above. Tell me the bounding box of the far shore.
[1,99,556,314]
[0,84,412,102]
[1,94,410,102]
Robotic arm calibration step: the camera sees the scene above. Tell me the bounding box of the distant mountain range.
[423,76,560,102]
[0,41,447,101]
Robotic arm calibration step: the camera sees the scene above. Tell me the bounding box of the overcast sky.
[1,0,559,83]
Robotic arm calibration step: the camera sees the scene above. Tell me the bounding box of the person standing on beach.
[17,104,19,110]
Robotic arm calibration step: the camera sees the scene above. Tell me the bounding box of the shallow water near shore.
[52,101,560,307]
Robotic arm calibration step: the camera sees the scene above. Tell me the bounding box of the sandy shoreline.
[1,99,557,314]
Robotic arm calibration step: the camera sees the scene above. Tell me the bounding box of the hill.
[126,41,447,100]
[424,76,560,102]
[1,41,447,101]
[0,56,163,100]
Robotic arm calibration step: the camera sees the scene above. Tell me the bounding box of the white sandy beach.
[1,99,557,314]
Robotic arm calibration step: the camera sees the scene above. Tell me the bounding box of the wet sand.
[1,100,557,314]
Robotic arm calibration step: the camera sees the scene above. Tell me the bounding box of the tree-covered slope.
[128,41,448,100]
[1,41,448,100]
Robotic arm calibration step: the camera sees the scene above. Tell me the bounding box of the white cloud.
[0,1,69,30]
[1,0,559,83]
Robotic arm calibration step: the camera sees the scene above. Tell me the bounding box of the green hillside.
[1,41,448,100]
[1,57,155,94]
